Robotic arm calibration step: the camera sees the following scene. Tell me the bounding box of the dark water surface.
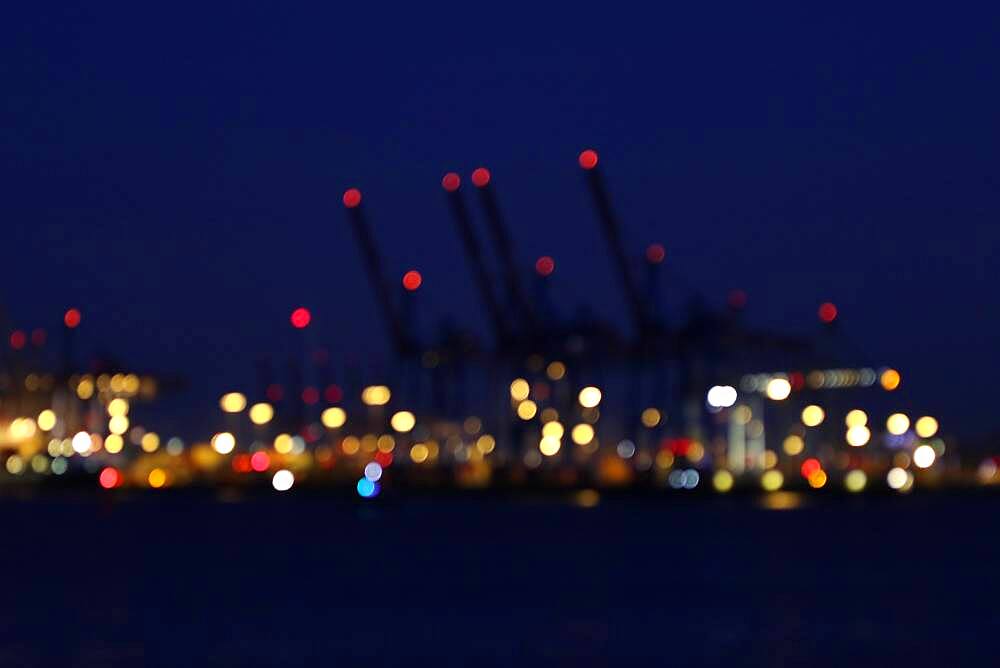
[2,490,998,666]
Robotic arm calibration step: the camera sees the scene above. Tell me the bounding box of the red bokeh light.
[800,458,821,479]
[99,467,121,489]
[819,302,838,323]
[646,243,666,264]
[324,384,344,404]
[290,307,311,329]
[342,188,362,209]
[789,371,805,391]
[9,330,26,350]
[31,329,47,347]
[535,256,555,277]
[471,167,491,188]
[402,270,423,291]
[374,451,393,467]
[302,387,319,405]
[250,451,271,472]
[266,384,284,402]
[728,289,747,310]
[441,172,461,192]
[578,149,599,170]
[64,308,82,329]
[232,454,252,474]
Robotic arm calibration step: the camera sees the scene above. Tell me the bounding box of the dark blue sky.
[3,4,998,439]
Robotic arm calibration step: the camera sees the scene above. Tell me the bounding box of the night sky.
[3,5,998,440]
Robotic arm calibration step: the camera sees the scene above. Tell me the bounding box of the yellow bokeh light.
[516,400,537,421]
[509,378,530,401]
[320,407,346,429]
[845,409,868,428]
[109,415,129,436]
[656,450,674,469]
[341,436,360,455]
[846,425,871,447]
[763,449,778,469]
[148,468,167,488]
[880,368,901,391]
[761,469,784,492]
[361,385,391,406]
[475,435,496,454]
[914,416,939,439]
[107,398,130,417]
[77,379,95,400]
[105,434,124,454]
[712,470,734,493]
[844,469,867,492]
[886,413,910,436]
[570,423,594,445]
[765,377,791,401]
[410,443,429,463]
[37,409,57,432]
[141,432,160,453]
[641,408,661,428]
[578,386,602,408]
[249,403,275,425]
[801,405,824,427]
[783,434,805,456]
[219,392,247,413]
[887,467,909,489]
[389,410,416,433]
[688,441,705,463]
[808,469,827,489]
[542,421,564,439]
[274,433,293,454]
[539,436,561,456]
[546,361,566,381]
[377,435,395,452]
[211,432,236,454]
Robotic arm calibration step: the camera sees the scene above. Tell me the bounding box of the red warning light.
[64,308,82,329]
[9,330,26,350]
[324,384,344,404]
[818,302,838,324]
[646,243,666,264]
[302,387,319,405]
[800,458,821,479]
[471,167,491,188]
[402,270,423,291]
[535,256,555,277]
[342,188,362,209]
[99,467,121,489]
[578,149,599,170]
[290,307,311,329]
[728,289,747,310]
[442,172,461,192]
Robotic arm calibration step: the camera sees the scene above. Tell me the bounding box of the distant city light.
[880,368,901,391]
[321,407,347,429]
[707,385,737,408]
[886,413,910,436]
[846,425,871,447]
[844,469,867,492]
[272,469,295,492]
[765,378,791,401]
[219,392,247,413]
[913,444,936,469]
[578,386,602,408]
[801,405,825,427]
[249,403,274,425]
[915,416,939,438]
[390,411,416,433]
[211,432,236,455]
[845,409,868,428]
